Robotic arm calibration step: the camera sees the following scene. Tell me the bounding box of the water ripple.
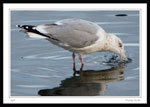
[124,43,139,47]
[132,67,139,71]
[95,21,134,25]
[13,19,57,24]
[17,85,49,88]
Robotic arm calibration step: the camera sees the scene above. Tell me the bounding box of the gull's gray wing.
[36,19,103,48]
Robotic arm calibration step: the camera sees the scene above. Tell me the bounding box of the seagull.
[16,18,127,68]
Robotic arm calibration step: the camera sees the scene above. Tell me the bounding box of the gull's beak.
[120,49,127,61]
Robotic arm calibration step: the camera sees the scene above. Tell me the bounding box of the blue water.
[11,10,139,96]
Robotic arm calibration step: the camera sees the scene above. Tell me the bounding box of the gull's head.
[107,34,127,61]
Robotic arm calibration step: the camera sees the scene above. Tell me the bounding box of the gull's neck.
[99,33,118,53]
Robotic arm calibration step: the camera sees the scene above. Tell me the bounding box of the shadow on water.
[38,64,126,96]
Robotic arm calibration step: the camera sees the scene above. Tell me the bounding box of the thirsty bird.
[17,18,127,69]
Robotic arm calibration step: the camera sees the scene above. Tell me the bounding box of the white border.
[3,3,147,104]
[3,3,147,10]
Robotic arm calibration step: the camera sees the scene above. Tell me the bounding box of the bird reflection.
[38,64,125,96]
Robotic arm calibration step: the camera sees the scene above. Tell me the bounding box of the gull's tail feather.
[16,24,59,41]
[16,25,36,32]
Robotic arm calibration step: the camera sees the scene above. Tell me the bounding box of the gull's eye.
[118,42,122,48]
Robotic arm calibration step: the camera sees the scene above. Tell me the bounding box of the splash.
[102,54,132,66]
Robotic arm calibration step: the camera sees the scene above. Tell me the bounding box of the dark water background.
[11,10,139,96]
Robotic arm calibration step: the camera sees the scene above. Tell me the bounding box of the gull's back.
[36,18,106,48]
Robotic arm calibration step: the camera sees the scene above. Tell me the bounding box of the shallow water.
[11,10,139,96]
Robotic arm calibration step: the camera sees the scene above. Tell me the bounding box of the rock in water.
[115,14,127,16]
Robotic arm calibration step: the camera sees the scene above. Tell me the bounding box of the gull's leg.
[79,55,84,71]
[72,53,76,64]
[79,55,84,78]
[79,55,84,65]
[72,53,76,75]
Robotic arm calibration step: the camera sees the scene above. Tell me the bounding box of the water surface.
[11,10,139,96]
